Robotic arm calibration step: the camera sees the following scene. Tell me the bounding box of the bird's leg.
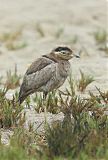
[43,92,48,100]
[43,92,48,121]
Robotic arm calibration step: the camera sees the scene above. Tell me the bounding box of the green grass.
[93,29,107,45]
[0,28,27,51]
[4,65,21,89]
[33,91,60,114]
[0,72,108,160]
[0,88,25,128]
[77,70,94,92]
[93,28,108,55]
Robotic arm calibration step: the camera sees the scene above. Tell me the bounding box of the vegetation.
[77,70,94,92]
[0,71,108,160]
[4,65,21,89]
[33,91,60,114]
[0,88,25,129]
[35,23,45,38]
[93,28,108,55]
[0,28,27,50]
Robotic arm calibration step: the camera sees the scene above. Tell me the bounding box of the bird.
[18,46,80,104]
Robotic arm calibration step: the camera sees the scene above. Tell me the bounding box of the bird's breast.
[57,60,71,78]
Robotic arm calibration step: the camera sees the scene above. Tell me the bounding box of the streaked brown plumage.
[18,46,79,104]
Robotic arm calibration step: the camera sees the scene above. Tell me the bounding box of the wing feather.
[26,57,53,75]
[19,57,56,103]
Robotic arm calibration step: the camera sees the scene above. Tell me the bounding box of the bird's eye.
[61,51,66,54]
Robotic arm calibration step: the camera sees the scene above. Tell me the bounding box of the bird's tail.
[18,89,32,104]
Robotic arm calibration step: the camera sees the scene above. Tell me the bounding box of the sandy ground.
[0,0,107,142]
[0,0,107,91]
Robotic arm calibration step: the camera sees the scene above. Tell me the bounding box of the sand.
[0,0,107,92]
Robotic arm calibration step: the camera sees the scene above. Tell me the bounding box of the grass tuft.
[46,93,108,159]
[0,89,25,129]
[0,28,27,50]
[33,91,60,114]
[36,23,45,38]
[94,29,107,45]
[5,65,21,89]
[0,70,108,160]
[93,28,108,55]
[77,70,94,92]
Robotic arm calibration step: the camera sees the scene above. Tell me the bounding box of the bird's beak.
[73,49,81,58]
[67,53,80,60]
[73,54,80,58]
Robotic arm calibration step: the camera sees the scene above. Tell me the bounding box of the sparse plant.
[6,41,27,51]
[33,91,60,114]
[89,87,108,107]
[96,87,108,104]
[0,87,8,102]
[0,28,27,50]
[45,91,60,113]
[93,28,108,54]
[0,68,108,160]
[0,29,22,43]
[45,93,108,159]
[0,127,37,160]
[0,89,25,128]
[33,93,44,112]
[66,74,76,96]
[77,70,94,92]
[5,65,21,89]
[94,29,107,45]
[36,23,45,37]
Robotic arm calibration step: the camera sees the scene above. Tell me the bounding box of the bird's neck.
[42,53,58,63]
[58,60,71,77]
[43,53,70,77]
[42,52,69,63]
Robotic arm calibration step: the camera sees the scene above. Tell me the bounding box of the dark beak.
[73,54,80,58]
[73,49,81,58]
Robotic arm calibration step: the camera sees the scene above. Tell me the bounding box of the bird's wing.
[19,57,56,103]
[26,56,53,75]
[25,63,56,90]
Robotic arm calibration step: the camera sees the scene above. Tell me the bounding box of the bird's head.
[51,46,80,60]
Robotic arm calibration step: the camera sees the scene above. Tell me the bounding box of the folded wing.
[18,57,55,103]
